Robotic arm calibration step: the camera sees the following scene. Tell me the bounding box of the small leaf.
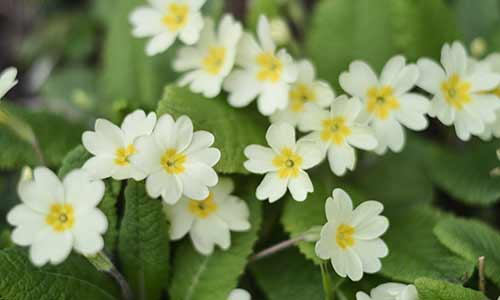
[428,140,500,206]
[168,180,262,300]
[59,146,120,251]
[251,248,325,300]
[381,205,474,282]
[118,180,170,300]
[0,247,119,300]
[434,217,500,288]
[415,277,485,300]
[157,85,267,174]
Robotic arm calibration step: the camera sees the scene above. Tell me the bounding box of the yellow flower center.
[289,83,316,112]
[160,148,187,174]
[336,223,355,250]
[46,203,75,232]
[366,86,400,120]
[441,74,471,110]
[256,52,283,82]
[115,144,137,166]
[188,192,218,218]
[202,46,226,75]
[490,87,500,98]
[272,147,303,179]
[162,3,189,32]
[320,117,352,145]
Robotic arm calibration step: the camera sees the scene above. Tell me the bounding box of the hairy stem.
[31,138,46,165]
[249,235,306,262]
[87,251,133,300]
[478,256,486,293]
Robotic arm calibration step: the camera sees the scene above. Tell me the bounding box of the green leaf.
[157,85,267,174]
[434,217,500,288]
[0,247,119,300]
[101,0,175,112]
[415,277,485,300]
[59,146,120,251]
[428,140,500,206]
[118,180,170,300]
[0,104,85,169]
[168,181,262,300]
[251,248,325,300]
[453,0,499,43]
[247,0,280,29]
[381,205,474,282]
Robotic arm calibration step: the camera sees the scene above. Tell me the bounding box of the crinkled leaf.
[168,180,262,300]
[415,277,484,300]
[434,217,500,288]
[157,85,267,174]
[382,205,474,282]
[428,140,500,206]
[0,247,119,300]
[118,180,170,300]
[59,146,120,251]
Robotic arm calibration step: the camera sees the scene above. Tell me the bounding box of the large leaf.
[246,0,280,29]
[381,205,474,282]
[415,278,485,300]
[251,248,324,300]
[428,140,500,206]
[0,103,85,169]
[453,0,499,43]
[157,85,267,174]
[118,181,170,300]
[59,146,120,251]
[0,247,119,300]
[168,180,262,300]
[434,217,500,288]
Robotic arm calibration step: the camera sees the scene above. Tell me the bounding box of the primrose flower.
[417,41,500,141]
[0,67,18,100]
[173,15,242,98]
[228,289,251,300]
[82,110,157,181]
[356,283,418,300]
[129,0,206,56]
[223,15,298,116]
[165,177,250,255]
[315,188,389,281]
[477,53,500,140]
[301,95,377,176]
[7,167,107,266]
[340,55,430,154]
[131,114,221,204]
[271,60,335,131]
[244,123,322,202]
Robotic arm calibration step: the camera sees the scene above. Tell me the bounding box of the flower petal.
[326,189,353,223]
[339,61,378,99]
[327,144,356,176]
[215,195,250,231]
[266,123,296,152]
[29,228,73,266]
[243,145,276,174]
[287,171,313,201]
[190,216,230,255]
[255,172,287,202]
[63,169,105,213]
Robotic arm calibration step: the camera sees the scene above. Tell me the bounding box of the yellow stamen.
[289,83,316,112]
[115,144,137,166]
[160,148,187,174]
[188,192,218,218]
[441,74,471,110]
[272,147,303,179]
[366,85,400,120]
[202,46,226,75]
[336,223,355,250]
[256,52,283,82]
[320,117,352,145]
[162,3,189,32]
[46,203,75,232]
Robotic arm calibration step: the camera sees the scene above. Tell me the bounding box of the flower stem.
[31,138,46,165]
[478,256,486,293]
[320,262,333,300]
[87,251,133,300]
[249,235,306,262]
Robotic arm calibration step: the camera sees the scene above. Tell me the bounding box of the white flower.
[165,177,250,255]
[244,123,322,202]
[270,60,335,130]
[417,41,500,141]
[129,0,206,56]
[131,114,221,204]
[340,55,430,154]
[173,15,242,98]
[356,283,418,300]
[315,188,389,281]
[477,53,500,140]
[228,289,251,300]
[301,95,377,176]
[0,67,18,100]
[223,15,298,116]
[82,110,157,181]
[7,167,107,266]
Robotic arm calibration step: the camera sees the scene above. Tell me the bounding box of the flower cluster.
[356,283,418,300]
